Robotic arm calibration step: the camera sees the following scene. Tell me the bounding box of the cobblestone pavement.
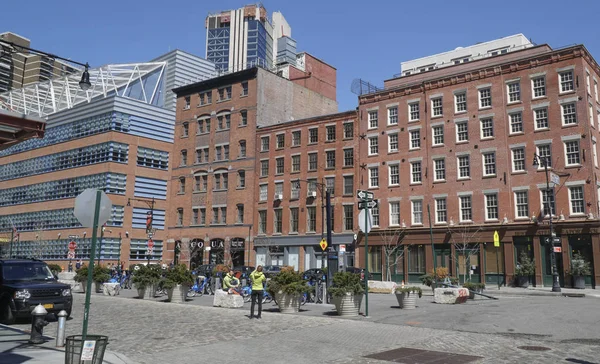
[13,293,600,364]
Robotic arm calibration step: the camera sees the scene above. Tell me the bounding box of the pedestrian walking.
[249,265,266,319]
[76,259,82,270]
[68,260,73,272]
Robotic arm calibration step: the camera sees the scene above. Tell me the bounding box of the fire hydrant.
[28,304,49,344]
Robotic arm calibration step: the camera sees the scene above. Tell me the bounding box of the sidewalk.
[0,324,136,364]
[407,284,600,298]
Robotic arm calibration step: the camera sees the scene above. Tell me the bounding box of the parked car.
[345,267,372,281]
[262,265,283,278]
[0,259,73,324]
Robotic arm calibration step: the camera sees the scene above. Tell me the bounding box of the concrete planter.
[136,287,146,299]
[78,282,86,293]
[148,284,158,298]
[170,285,188,303]
[515,276,529,288]
[274,292,301,313]
[395,292,417,309]
[573,275,586,289]
[94,282,102,293]
[166,288,174,301]
[332,293,363,316]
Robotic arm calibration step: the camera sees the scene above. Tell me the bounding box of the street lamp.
[128,197,157,265]
[532,153,561,292]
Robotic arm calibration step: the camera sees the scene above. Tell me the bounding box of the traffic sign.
[553,246,562,253]
[148,239,155,249]
[493,231,500,247]
[68,241,77,250]
[319,239,327,251]
[67,251,75,259]
[356,190,374,201]
[550,172,560,186]
[68,235,79,239]
[358,200,378,210]
[74,189,113,228]
[358,209,373,234]
[339,244,346,253]
[146,248,153,256]
[546,237,561,245]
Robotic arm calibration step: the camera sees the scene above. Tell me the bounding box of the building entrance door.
[568,235,594,288]
[540,237,564,287]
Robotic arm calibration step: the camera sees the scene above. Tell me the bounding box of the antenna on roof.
[351,78,382,96]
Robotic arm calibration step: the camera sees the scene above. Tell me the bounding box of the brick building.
[357,38,600,288]
[167,54,337,268]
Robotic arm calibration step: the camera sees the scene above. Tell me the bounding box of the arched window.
[216,111,231,130]
[213,169,229,191]
[197,114,211,134]
[193,170,208,192]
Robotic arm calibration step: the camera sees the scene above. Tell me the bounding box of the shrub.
[515,252,535,277]
[570,253,592,276]
[93,266,111,283]
[395,286,422,298]
[166,264,194,286]
[267,269,309,296]
[74,266,88,283]
[132,265,154,289]
[47,264,62,274]
[160,278,177,290]
[328,271,365,297]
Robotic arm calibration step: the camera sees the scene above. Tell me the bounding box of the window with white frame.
[595,80,599,103]
[457,155,470,179]
[569,186,585,214]
[292,131,301,146]
[388,133,398,152]
[432,97,443,117]
[456,121,468,142]
[292,155,301,172]
[483,152,496,176]
[512,148,525,172]
[460,195,472,222]
[258,210,267,233]
[259,184,268,201]
[390,202,400,226]
[343,122,353,139]
[308,153,317,170]
[565,140,580,165]
[589,103,595,127]
[479,88,492,108]
[275,183,283,197]
[291,182,300,200]
[594,141,598,168]
[534,108,549,129]
[541,189,556,216]
[326,125,336,141]
[586,72,591,94]
[275,157,284,174]
[343,205,353,231]
[562,103,577,125]
[507,82,521,103]
[432,125,444,146]
[435,198,447,223]
[515,191,529,218]
[344,148,354,167]
[409,102,420,121]
[536,144,552,168]
[326,177,335,196]
[389,164,399,185]
[560,71,574,93]
[309,128,318,143]
[343,176,354,195]
[388,107,398,125]
[532,76,546,98]
[307,207,317,232]
[274,209,282,233]
[480,118,494,138]
[371,205,380,227]
[326,151,336,168]
[261,136,269,151]
[260,160,269,177]
[434,158,446,181]
[510,112,523,134]
[290,207,299,233]
[485,193,498,220]
[368,111,378,129]
[369,167,379,187]
[369,136,379,155]
[412,200,423,225]
[276,134,285,149]
[455,92,467,113]
[409,129,421,149]
[411,161,422,184]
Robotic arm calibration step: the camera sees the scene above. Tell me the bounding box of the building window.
[409,102,420,121]
[275,183,283,198]
[343,176,354,195]
[309,128,318,143]
[309,153,318,170]
[292,131,301,146]
[343,122,354,139]
[369,136,379,155]
[534,108,549,129]
[432,125,444,146]
[215,146,222,161]
[388,107,398,125]
[217,114,230,130]
[532,76,546,98]
[184,96,190,109]
[389,164,399,185]
[559,71,574,93]
[195,175,207,192]
[431,97,443,117]
[369,167,379,188]
[326,125,336,141]
[219,207,226,224]
[460,196,472,222]
[542,189,556,216]
[259,184,268,201]
[455,92,467,113]
[569,186,585,215]
[236,204,244,223]
[290,207,299,233]
[344,148,354,167]
[411,161,422,184]
[224,145,229,160]
[343,205,354,231]
[390,202,400,226]
[200,208,206,225]
[388,133,398,152]
[512,148,525,172]
[274,209,283,233]
[258,210,267,234]
[412,200,423,225]
[180,150,187,166]
[195,149,202,164]
[510,112,523,134]
[562,103,577,125]
[307,207,317,232]
[199,91,212,106]
[261,136,269,151]
[241,81,248,96]
[589,104,595,127]
[595,80,599,103]
[485,193,498,220]
[483,152,496,176]
[177,208,183,226]
[239,140,246,158]
[565,140,581,165]
[182,122,189,137]
[292,155,300,172]
[435,198,447,223]
[237,170,245,188]
[276,134,285,149]
[507,82,521,103]
[326,151,336,168]
[456,121,468,142]
[276,157,284,174]
[197,118,205,134]
[434,158,446,181]
[515,191,529,218]
[479,88,492,108]
[240,110,248,126]
[291,182,300,200]
[409,129,420,149]
[458,155,470,179]
[371,205,380,227]
[368,111,378,129]
[480,118,494,139]
[594,141,599,168]
[326,177,335,196]
[536,144,552,168]
[218,86,232,100]
[179,177,186,193]
[260,160,269,177]
[202,148,209,162]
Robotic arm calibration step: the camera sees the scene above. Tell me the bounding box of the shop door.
[569,235,595,287]
[455,245,481,283]
[434,246,452,273]
[540,237,564,287]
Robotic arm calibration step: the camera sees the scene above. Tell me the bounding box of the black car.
[0,259,73,324]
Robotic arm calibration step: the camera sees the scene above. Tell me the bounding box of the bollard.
[28,304,48,344]
[55,310,68,347]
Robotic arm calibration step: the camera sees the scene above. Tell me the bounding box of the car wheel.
[0,300,15,325]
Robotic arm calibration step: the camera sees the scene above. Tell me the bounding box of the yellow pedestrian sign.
[319,239,327,251]
[493,231,500,247]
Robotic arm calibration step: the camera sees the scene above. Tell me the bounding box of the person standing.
[249,266,266,319]
[76,259,82,270]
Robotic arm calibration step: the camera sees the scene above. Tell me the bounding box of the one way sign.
[357,190,374,200]
[358,200,378,210]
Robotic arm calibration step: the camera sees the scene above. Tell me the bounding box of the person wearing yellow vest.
[249,266,266,319]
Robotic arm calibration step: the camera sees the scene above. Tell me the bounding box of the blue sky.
[4,0,600,111]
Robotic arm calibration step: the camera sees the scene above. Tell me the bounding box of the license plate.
[43,303,54,309]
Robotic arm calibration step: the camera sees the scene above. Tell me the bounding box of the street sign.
[550,172,560,186]
[74,189,112,228]
[339,244,346,253]
[148,239,155,249]
[553,237,561,244]
[147,248,153,256]
[358,209,373,234]
[554,246,562,253]
[358,200,378,210]
[319,239,327,251]
[67,251,75,259]
[68,235,79,239]
[68,241,77,250]
[356,190,374,201]
[493,231,500,247]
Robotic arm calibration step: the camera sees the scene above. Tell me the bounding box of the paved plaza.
[6,288,600,364]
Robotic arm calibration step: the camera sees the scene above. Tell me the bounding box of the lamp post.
[128,197,157,265]
[532,153,561,292]
[293,179,330,268]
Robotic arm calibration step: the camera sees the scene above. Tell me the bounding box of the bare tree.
[447,223,483,283]
[377,226,406,281]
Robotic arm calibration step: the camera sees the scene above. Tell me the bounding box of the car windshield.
[2,263,55,282]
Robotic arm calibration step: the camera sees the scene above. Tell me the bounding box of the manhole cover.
[152,337,166,340]
[365,347,483,363]
[518,346,551,351]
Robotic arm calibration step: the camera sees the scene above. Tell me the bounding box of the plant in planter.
[514,252,535,288]
[160,278,177,301]
[166,264,195,303]
[420,267,458,291]
[93,266,111,293]
[146,264,163,298]
[394,286,422,309]
[570,253,591,289]
[328,271,365,316]
[74,266,88,293]
[47,264,62,276]
[462,282,485,299]
[132,265,154,299]
[266,266,309,314]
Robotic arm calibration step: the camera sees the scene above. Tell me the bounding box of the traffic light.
[146,211,153,234]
